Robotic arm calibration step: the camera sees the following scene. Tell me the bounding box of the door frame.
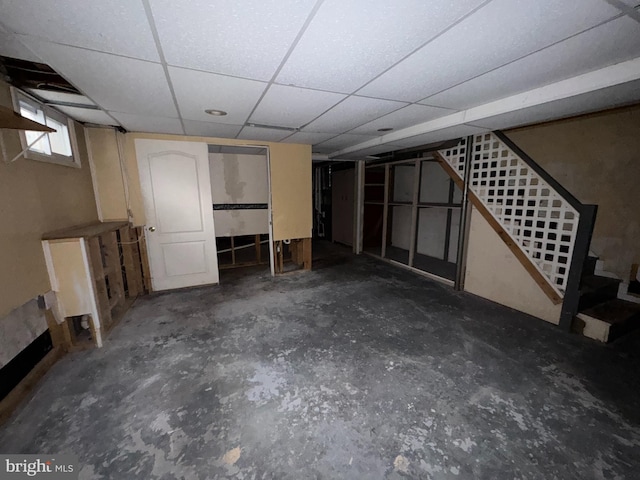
[207,143,275,278]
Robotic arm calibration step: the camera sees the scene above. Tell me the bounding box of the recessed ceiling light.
[377,127,393,132]
[205,109,227,116]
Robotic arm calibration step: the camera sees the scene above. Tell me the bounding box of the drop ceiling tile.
[350,104,453,135]
[315,134,377,151]
[20,39,177,117]
[236,127,292,142]
[422,17,640,110]
[304,96,407,133]
[282,132,336,145]
[390,125,487,149]
[249,85,345,128]
[0,32,41,62]
[56,106,116,125]
[169,67,267,125]
[110,112,183,135]
[276,0,486,93]
[0,0,159,61]
[183,120,243,138]
[150,0,317,80]
[469,79,640,130]
[338,144,407,159]
[358,0,619,102]
[27,89,95,106]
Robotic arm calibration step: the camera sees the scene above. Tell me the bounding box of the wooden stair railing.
[435,132,597,329]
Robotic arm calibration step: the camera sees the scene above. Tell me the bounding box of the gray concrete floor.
[2,241,640,479]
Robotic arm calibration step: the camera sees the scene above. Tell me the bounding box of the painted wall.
[85,127,128,221]
[506,105,640,280]
[465,208,562,324]
[209,152,269,237]
[0,81,98,318]
[0,80,98,359]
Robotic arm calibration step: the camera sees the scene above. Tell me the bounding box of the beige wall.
[465,208,562,324]
[85,127,128,221]
[0,80,98,318]
[118,132,312,241]
[506,106,640,280]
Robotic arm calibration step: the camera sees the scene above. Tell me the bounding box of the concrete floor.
[2,242,640,479]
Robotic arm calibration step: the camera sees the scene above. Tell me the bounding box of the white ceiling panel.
[183,120,243,138]
[20,39,177,117]
[469,79,640,131]
[56,106,116,126]
[275,0,487,93]
[422,17,640,110]
[110,112,183,135]
[0,32,41,62]
[358,0,620,102]
[315,133,377,152]
[303,96,406,133]
[350,104,454,136]
[169,67,267,125]
[27,89,95,106]
[249,85,345,128]
[150,0,317,80]
[0,0,159,61]
[281,132,336,145]
[387,124,487,150]
[236,127,292,142]
[337,143,408,160]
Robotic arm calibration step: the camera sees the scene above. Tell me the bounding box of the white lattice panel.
[439,133,580,295]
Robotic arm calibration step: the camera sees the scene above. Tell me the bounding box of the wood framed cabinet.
[42,222,147,348]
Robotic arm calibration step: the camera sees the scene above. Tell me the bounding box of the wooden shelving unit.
[42,222,147,349]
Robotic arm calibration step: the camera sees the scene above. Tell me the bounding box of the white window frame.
[10,87,81,168]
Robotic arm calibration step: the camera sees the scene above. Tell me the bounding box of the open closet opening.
[363,157,462,284]
[208,145,272,279]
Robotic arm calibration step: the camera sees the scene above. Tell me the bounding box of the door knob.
[148,226,156,232]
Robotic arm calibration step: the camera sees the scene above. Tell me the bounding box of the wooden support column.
[302,238,312,270]
[408,159,421,267]
[381,164,390,258]
[119,226,140,297]
[255,234,262,263]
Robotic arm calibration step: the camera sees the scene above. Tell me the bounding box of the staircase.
[436,131,640,343]
[573,256,640,343]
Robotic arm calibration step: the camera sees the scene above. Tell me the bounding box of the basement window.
[11,88,79,167]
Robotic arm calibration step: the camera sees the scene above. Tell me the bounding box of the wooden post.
[303,238,312,270]
[138,227,152,293]
[119,226,139,297]
[255,234,262,264]
[230,236,236,265]
[381,164,390,258]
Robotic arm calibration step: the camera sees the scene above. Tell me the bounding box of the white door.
[135,139,219,290]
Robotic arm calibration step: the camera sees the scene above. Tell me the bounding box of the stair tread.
[580,274,621,292]
[580,299,640,325]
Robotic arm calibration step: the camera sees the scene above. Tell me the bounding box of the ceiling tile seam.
[603,0,640,22]
[292,0,493,125]
[348,0,495,97]
[331,103,418,137]
[3,27,124,129]
[12,32,162,65]
[236,0,326,140]
[166,64,269,87]
[418,13,628,105]
[329,57,640,157]
[142,0,186,135]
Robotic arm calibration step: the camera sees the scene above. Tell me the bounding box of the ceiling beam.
[330,56,640,158]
